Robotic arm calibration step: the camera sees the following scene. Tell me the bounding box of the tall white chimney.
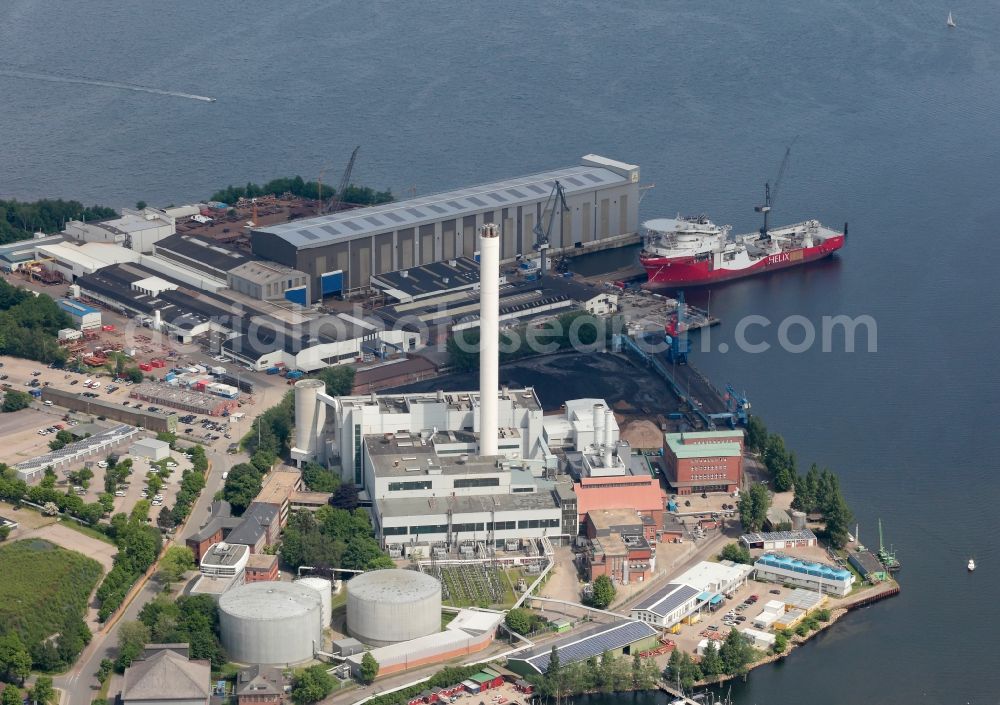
[593,404,604,449]
[153,309,161,331]
[479,223,500,456]
[603,409,615,467]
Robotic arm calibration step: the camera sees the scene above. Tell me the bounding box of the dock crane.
[324,146,359,215]
[531,180,569,278]
[755,137,797,238]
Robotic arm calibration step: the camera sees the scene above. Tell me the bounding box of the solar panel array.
[523,621,657,673]
[631,582,700,616]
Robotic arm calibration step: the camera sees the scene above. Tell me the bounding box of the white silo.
[293,379,326,461]
[294,576,333,627]
[346,569,441,647]
[478,224,500,456]
[218,582,323,665]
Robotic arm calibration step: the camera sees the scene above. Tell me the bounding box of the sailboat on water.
[947,12,956,28]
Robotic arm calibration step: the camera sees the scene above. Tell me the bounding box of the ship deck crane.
[324,146,359,215]
[755,137,797,238]
[531,180,569,278]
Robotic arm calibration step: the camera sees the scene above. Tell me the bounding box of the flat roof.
[513,621,657,673]
[38,241,139,270]
[255,469,302,504]
[756,553,852,581]
[377,489,559,520]
[57,298,99,316]
[255,157,631,249]
[154,233,250,275]
[339,387,542,415]
[664,436,742,459]
[588,508,646,531]
[742,529,817,544]
[201,542,249,567]
[371,256,481,299]
[246,553,279,571]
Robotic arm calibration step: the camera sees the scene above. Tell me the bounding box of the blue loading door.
[321,270,344,297]
[284,286,307,306]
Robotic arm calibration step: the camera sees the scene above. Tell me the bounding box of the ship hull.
[641,235,845,287]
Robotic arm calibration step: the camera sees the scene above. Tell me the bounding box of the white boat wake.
[0,66,216,102]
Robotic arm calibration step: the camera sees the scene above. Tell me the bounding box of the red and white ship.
[639,214,846,287]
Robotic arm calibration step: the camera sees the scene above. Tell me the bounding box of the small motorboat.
[968,558,976,572]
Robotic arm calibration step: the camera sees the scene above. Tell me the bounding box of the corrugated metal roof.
[517,621,657,673]
[632,582,700,615]
[255,163,627,249]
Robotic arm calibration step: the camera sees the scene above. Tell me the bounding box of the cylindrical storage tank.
[791,511,808,530]
[346,569,441,646]
[294,577,332,627]
[219,582,323,665]
[294,379,325,457]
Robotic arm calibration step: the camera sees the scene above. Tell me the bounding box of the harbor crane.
[324,145,360,215]
[755,137,797,238]
[531,180,569,278]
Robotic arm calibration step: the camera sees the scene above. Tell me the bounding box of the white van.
[221,472,228,480]
[91,382,101,389]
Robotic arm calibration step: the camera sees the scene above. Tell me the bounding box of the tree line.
[0,198,116,245]
[209,176,393,208]
[95,503,163,621]
[0,280,73,364]
[665,629,756,690]
[535,646,662,699]
[744,416,854,548]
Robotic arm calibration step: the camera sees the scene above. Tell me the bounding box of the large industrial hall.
[251,154,640,297]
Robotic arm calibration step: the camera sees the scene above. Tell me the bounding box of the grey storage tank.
[219,582,323,665]
[791,510,808,530]
[346,569,441,646]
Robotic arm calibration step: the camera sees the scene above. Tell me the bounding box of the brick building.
[235,665,285,705]
[662,430,744,495]
[582,509,654,584]
[244,553,280,583]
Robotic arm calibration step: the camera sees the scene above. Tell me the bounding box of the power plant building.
[251,155,640,298]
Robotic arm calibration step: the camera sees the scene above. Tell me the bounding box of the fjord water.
[3,1,1000,702]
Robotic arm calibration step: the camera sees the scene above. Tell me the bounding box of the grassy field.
[0,539,103,647]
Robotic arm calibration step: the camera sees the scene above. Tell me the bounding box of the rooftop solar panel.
[426,204,447,214]
[406,208,427,218]
[343,220,364,231]
[565,176,585,187]
[524,622,656,673]
[507,188,527,198]
[632,583,700,615]
[384,212,405,223]
[584,173,603,183]
[446,201,464,209]
[365,217,385,227]
[301,231,320,241]
[467,196,487,207]
[320,225,340,235]
[527,184,547,194]
[488,192,508,203]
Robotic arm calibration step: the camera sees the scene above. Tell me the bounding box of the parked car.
[70,379,79,385]
[115,490,126,497]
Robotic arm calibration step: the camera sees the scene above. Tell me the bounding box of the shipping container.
[266,367,280,375]
[139,363,153,372]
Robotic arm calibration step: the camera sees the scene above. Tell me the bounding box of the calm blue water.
[3,1,1000,702]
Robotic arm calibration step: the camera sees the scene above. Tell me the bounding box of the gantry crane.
[531,180,569,278]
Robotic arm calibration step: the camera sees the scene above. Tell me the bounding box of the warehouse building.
[120,644,210,705]
[740,529,818,551]
[849,550,890,583]
[754,552,855,597]
[130,437,171,461]
[40,387,178,433]
[0,234,64,272]
[251,155,640,299]
[506,621,658,676]
[57,298,102,330]
[228,260,311,304]
[370,257,482,304]
[629,560,754,628]
[153,234,249,282]
[64,208,176,253]
[15,424,140,482]
[35,240,140,280]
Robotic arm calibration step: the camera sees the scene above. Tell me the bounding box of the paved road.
[54,439,242,705]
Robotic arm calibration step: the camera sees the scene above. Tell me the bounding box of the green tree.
[718,628,753,678]
[158,546,195,582]
[29,676,54,705]
[2,390,32,413]
[135,201,147,210]
[701,641,723,677]
[0,634,31,684]
[359,652,379,685]
[301,462,339,493]
[738,483,770,532]
[0,525,10,541]
[291,664,335,704]
[544,646,564,704]
[96,658,113,684]
[222,463,263,515]
[1,685,22,705]
[123,367,144,384]
[773,632,788,654]
[588,574,616,609]
[115,621,149,672]
[504,608,532,635]
[745,416,767,453]
[719,542,752,564]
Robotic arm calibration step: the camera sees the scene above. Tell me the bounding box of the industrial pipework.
[479,223,500,456]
